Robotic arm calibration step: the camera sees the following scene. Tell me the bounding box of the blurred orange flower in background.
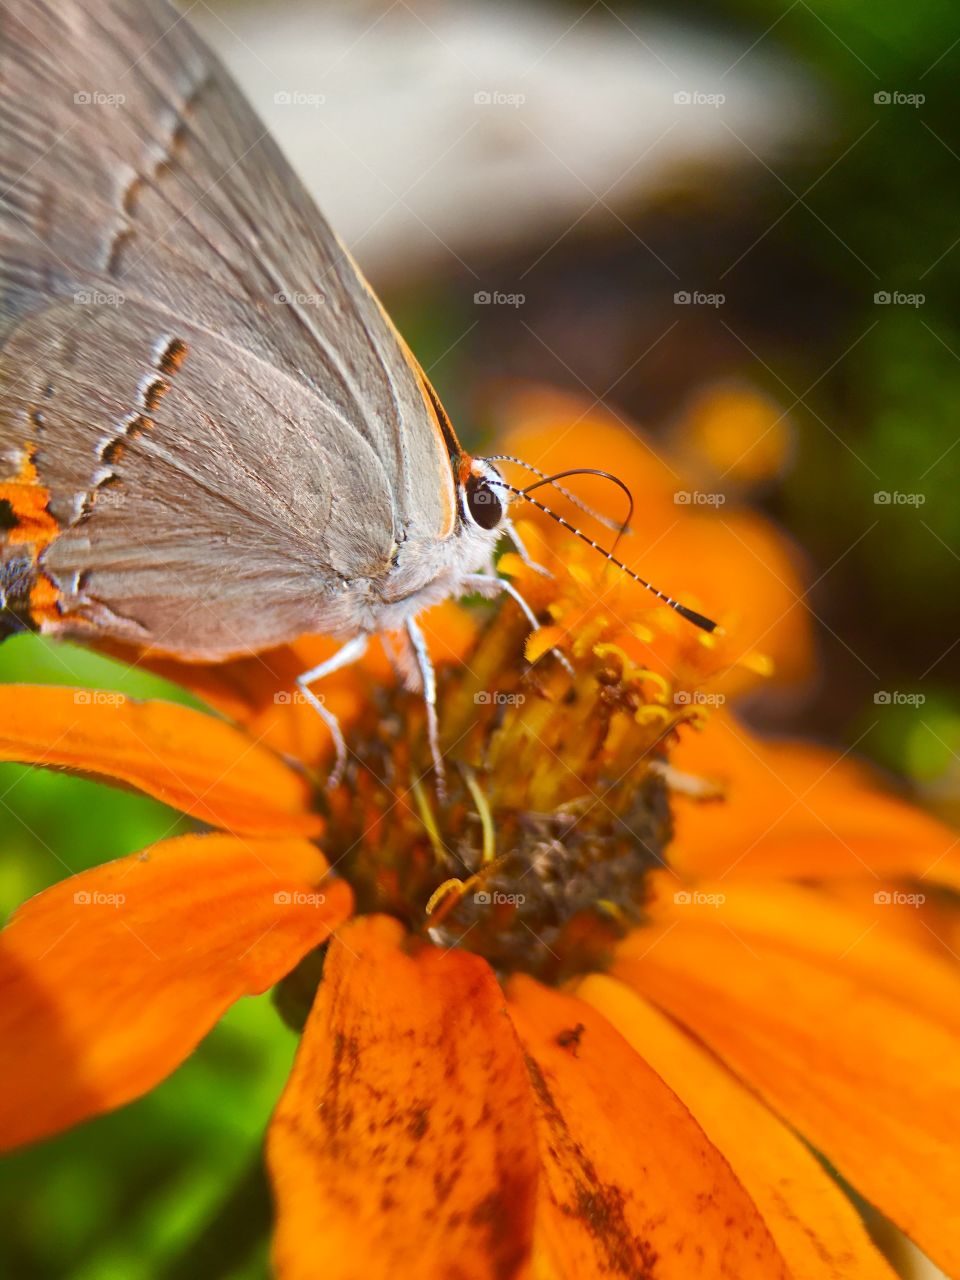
[1,393,959,1280]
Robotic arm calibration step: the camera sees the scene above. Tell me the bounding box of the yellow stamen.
[462,767,496,865]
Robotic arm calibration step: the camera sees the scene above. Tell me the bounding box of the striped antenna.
[482,456,633,536]
[489,477,718,634]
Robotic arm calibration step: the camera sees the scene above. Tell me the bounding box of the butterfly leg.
[501,515,551,577]
[296,633,369,788]
[405,616,446,799]
[464,574,574,677]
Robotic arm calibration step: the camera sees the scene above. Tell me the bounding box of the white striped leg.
[406,616,446,799]
[464,573,574,677]
[296,634,368,788]
[502,514,551,577]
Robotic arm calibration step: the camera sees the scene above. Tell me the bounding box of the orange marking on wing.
[28,570,62,627]
[0,448,59,550]
[158,337,188,374]
[142,378,168,411]
[1,445,63,630]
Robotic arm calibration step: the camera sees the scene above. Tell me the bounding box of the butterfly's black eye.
[464,473,503,530]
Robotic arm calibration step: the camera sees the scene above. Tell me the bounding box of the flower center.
[321,566,705,984]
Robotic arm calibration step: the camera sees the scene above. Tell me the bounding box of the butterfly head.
[459,459,509,534]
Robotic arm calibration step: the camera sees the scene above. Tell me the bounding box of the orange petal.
[647,874,960,1033]
[578,974,896,1280]
[669,709,960,888]
[0,834,351,1150]
[268,916,539,1280]
[0,684,322,835]
[612,923,960,1276]
[506,975,789,1279]
[671,382,793,488]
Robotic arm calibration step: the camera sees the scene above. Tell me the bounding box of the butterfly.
[0,0,714,790]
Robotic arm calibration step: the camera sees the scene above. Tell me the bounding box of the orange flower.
[2,400,960,1280]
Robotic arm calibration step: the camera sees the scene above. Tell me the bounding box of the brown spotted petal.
[506,976,791,1280]
[267,916,540,1280]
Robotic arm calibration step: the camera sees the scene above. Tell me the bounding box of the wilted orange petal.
[647,874,960,1033]
[0,835,351,1150]
[506,975,789,1280]
[268,916,539,1280]
[612,924,960,1276]
[669,710,960,887]
[578,974,895,1280]
[0,685,321,836]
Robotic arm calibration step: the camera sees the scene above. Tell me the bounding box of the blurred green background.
[2,0,958,1275]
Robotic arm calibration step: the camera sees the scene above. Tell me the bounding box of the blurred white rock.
[190,0,817,282]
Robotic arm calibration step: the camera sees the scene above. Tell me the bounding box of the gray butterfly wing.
[1,0,458,657]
